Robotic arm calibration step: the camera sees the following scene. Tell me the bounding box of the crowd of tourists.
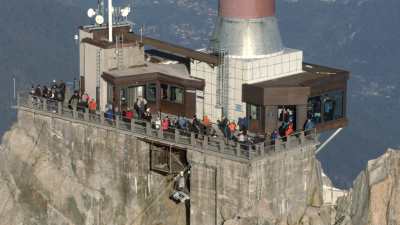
[30,80,67,102]
[29,82,314,148]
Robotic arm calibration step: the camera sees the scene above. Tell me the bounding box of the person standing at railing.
[271,130,279,145]
[42,85,49,98]
[285,122,294,137]
[88,98,97,114]
[162,116,170,132]
[104,106,114,125]
[144,108,152,122]
[303,118,315,136]
[34,85,42,97]
[68,91,80,111]
[228,120,237,140]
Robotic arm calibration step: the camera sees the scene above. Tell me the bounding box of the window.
[146,83,156,102]
[247,104,261,120]
[160,83,184,104]
[323,91,344,122]
[307,97,322,124]
[308,91,344,123]
[170,86,184,104]
[161,84,168,100]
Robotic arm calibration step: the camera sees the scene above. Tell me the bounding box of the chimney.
[210,0,283,57]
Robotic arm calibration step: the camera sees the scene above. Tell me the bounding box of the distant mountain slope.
[1,0,399,188]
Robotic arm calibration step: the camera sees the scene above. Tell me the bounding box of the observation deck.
[15,93,319,163]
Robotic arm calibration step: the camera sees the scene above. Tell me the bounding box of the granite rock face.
[336,149,400,225]
[0,110,187,225]
[2,109,399,225]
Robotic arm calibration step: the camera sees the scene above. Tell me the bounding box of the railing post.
[57,101,62,115]
[100,113,104,125]
[84,108,89,121]
[274,139,281,152]
[235,143,240,156]
[219,139,225,153]
[42,99,47,111]
[202,136,208,151]
[175,129,180,143]
[131,119,135,132]
[299,132,305,144]
[73,109,77,119]
[115,115,120,128]
[248,146,252,160]
[260,143,265,156]
[190,132,196,146]
[146,122,152,136]
[158,128,163,139]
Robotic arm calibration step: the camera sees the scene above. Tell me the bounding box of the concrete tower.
[211,0,283,57]
[192,0,304,122]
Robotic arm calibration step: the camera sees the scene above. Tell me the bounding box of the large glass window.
[160,83,184,104]
[146,83,157,102]
[170,86,184,104]
[308,91,344,123]
[307,97,322,124]
[323,91,344,122]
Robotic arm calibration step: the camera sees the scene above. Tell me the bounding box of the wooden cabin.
[102,63,204,117]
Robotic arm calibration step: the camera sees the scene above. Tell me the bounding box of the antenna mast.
[108,0,113,42]
[98,0,105,17]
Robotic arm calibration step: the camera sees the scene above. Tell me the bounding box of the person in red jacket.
[285,122,294,137]
[162,116,170,131]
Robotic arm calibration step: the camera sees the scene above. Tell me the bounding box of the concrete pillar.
[296,104,307,131]
[265,105,278,134]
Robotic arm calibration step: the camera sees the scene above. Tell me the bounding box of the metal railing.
[17,92,318,161]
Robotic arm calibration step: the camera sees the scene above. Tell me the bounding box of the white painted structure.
[191,48,304,122]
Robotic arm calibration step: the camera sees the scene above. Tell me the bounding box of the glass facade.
[308,90,344,124]
[170,86,184,104]
[159,83,184,104]
[146,83,157,102]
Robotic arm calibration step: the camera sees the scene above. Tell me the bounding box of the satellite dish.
[95,15,104,25]
[121,7,131,17]
[87,8,96,18]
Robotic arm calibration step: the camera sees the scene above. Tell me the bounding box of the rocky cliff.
[336,149,400,225]
[0,110,187,225]
[1,109,399,225]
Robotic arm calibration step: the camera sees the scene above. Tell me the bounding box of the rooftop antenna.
[98,0,105,17]
[108,0,113,42]
[87,7,104,26]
